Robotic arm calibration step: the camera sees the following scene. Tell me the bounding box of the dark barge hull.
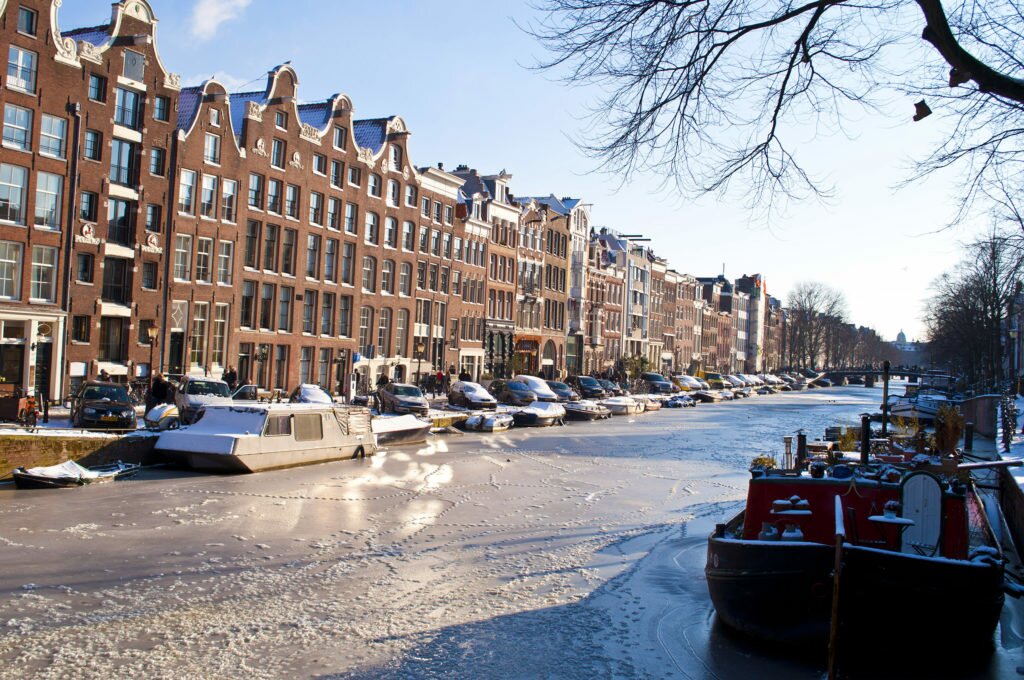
[706,531,1004,649]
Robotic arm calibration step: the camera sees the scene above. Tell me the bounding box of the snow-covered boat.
[457,411,514,432]
[665,394,696,408]
[638,396,662,411]
[599,396,643,415]
[12,460,140,489]
[887,390,959,422]
[372,414,432,446]
[155,403,375,473]
[691,390,721,403]
[510,401,566,427]
[563,400,611,421]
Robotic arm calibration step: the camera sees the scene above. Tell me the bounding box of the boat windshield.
[186,380,230,397]
[82,385,130,402]
[392,385,422,397]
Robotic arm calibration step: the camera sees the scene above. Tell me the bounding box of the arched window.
[399,262,412,295]
[381,259,395,294]
[358,306,374,355]
[395,309,409,357]
[362,256,376,292]
[377,307,392,358]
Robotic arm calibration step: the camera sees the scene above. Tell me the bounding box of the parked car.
[597,379,625,396]
[545,380,579,402]
[671,374,700,391]
[289,384,333,404]
[70,381,136,430]
[639,371,675,394]
[175,376,232,424]
[231,384,259,401]
[377,382,429,415]
[513,375,559,402]
[566,375,607,399]
[448,381,498,409]
[703,372,730,390]
[490,379,538,406]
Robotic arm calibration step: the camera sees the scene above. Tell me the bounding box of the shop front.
[0,311,65,405]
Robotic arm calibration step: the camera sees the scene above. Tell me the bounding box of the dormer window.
[210,108,221,127]
[389,145,402,171]
[333,126,347,150]
[275,111,287,129]
[123,49,145,82]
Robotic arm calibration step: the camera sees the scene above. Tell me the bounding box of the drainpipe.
[160,130,181,374]
[60,101,83,401]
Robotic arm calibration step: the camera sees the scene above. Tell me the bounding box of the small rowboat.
[12,460,140,489]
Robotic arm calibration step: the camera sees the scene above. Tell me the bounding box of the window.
[295,411,323,442]
[444,205,454,225]
[333,126,347,150]
[259,283,275,329]
[114,88,142,129]
[358,307,374,355]
[313,154,327,175]
[240,281,256,327]
[34,172,62,230]
[196,237,213,283]
[278,286,293,331]
[84,130,102,161]
[271,138,285,169]
[330,160,343,189]
[431,230,441,256]
[107,198,133,245]
[178,169,196,214]
[150,147,166,175]
[212,304,229,368]
[405,184,417,207]
[402,221,414,251]
[440,266,449,294]
[217,241,233,284]
[399,262,411,295]
[99,318,128,361]
[302,290,317,334]
[100,256,129,304]
[265,414,291,437]
[17,6,37,35]
[362,256,376,292]
[142,261,157,289]
[320,292,335,335]
[200,175,217,218]
[244,221,260,268]
[72,315,90,343]
[0,242,21,299]
[110,139,138,186]
[262,223,279,271]
[248,173,265,209]
[443,233,452,259]
[381,259,395,294]
[365,212,379,244]
[267,179,282,214]
[30,246,56,301]
[368,173,382,198]
[318,348,331,388]
[204,133,221,164]
[339,295,352,336]
[145,204,161,232]
[281,227,296,275]
[376,307,391,357]
[153,95,170,122]
[210,108,220,127]
[306,234,321,279]
[324,238,338,282]
[189,302,208,368]
[390,145,402,171]
[285,184,299,218]
[347,165,361,187]
[88,74,107,102]
[419,226,428,253]
[309,192,324,225]
[300,346,313,384]
[275,111,287,129]
[421,197,430,217]
[429,263,438,291]
[2,105,31,151]
[7,46,36,93]
[344,202,358,234]
[395,309,409,358]
[76,253,94,283]
[174,234,192,281]
[221,179,237,222]
[326,197,341,230]
[387,180,400,206]
[416,261,426,290]
[433,201,442,222]
[384,217,398,247]
[122,49,145,81]
[341,242,354,284]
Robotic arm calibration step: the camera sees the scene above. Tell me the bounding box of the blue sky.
[59,0,987,342]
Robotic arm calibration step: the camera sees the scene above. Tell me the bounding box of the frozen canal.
[1,386,1020,679]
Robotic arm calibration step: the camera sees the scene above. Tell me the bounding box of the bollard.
[881,360,890,437]
[796,431,808,468]
[783,435,794,469]
[860,414,871,465]
[964,421,974,452]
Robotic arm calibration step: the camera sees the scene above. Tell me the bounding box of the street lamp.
[146,324,158,388]
[416,340,426,386]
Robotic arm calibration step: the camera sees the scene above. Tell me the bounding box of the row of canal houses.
[0,0,786,400]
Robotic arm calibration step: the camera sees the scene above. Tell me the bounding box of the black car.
[71,381,136,430]
[545,380,579,402]
[566,375,607,399]
[639,372,676,394]
[597,379,625,396]
[489,379,538,406]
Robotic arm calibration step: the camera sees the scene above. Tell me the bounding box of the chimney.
[437,162,444,170]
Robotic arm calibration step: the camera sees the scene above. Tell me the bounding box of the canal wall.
[961,395,999,438]
[0,431,158,473]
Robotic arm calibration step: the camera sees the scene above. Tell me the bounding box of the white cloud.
[190,0,252,41]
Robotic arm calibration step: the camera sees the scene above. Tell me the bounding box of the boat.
[510,401,566,427]
[457,411,514,432]
[372,413,433,446]
[12,460,140,489]
[638,396,663,411]
[705,447,1007,651]
[155,403,375,473]
[563,400,612,421]
[887,389,960,422]
[691,390,721,403]
[599,396,643,415]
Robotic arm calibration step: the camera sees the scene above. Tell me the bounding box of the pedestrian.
[149,372,170,413]
[458,370,472,382]
[223,366,238,391]
[435,369,444,397]
[98,369,111,382]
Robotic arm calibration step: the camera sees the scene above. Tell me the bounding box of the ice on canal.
[0,387,1019,679]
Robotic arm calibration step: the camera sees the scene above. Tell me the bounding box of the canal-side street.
[1,386,1020,679]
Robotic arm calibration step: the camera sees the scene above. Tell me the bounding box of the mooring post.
[860,414,871,465]
[796,430,808,468]
[783,435,794,469]
[881,360,891,437]
[964,421,974,452]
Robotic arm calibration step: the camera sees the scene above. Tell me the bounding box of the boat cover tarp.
[372,414,431,434]
[22,460,101,480]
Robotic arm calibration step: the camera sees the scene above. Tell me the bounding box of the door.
[34,342,52,399]
[168,331,185,377]
[900,471,943,556]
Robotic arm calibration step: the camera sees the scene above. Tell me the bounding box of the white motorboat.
[888,391,957,422]
[638,395,663,411]
[372,413,433,446]
[599,396,643,415]
[510,401,566,427]
[458,411,515,432]
[563,400,612,421]
[155,403,375,473]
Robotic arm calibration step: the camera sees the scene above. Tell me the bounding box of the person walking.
[223,366,238,391]
[148,372,170,413]
[435,369,444,398]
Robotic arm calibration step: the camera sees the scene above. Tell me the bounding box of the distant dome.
[896,329,907,343]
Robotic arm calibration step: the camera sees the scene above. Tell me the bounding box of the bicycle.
[128,380,149,407]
